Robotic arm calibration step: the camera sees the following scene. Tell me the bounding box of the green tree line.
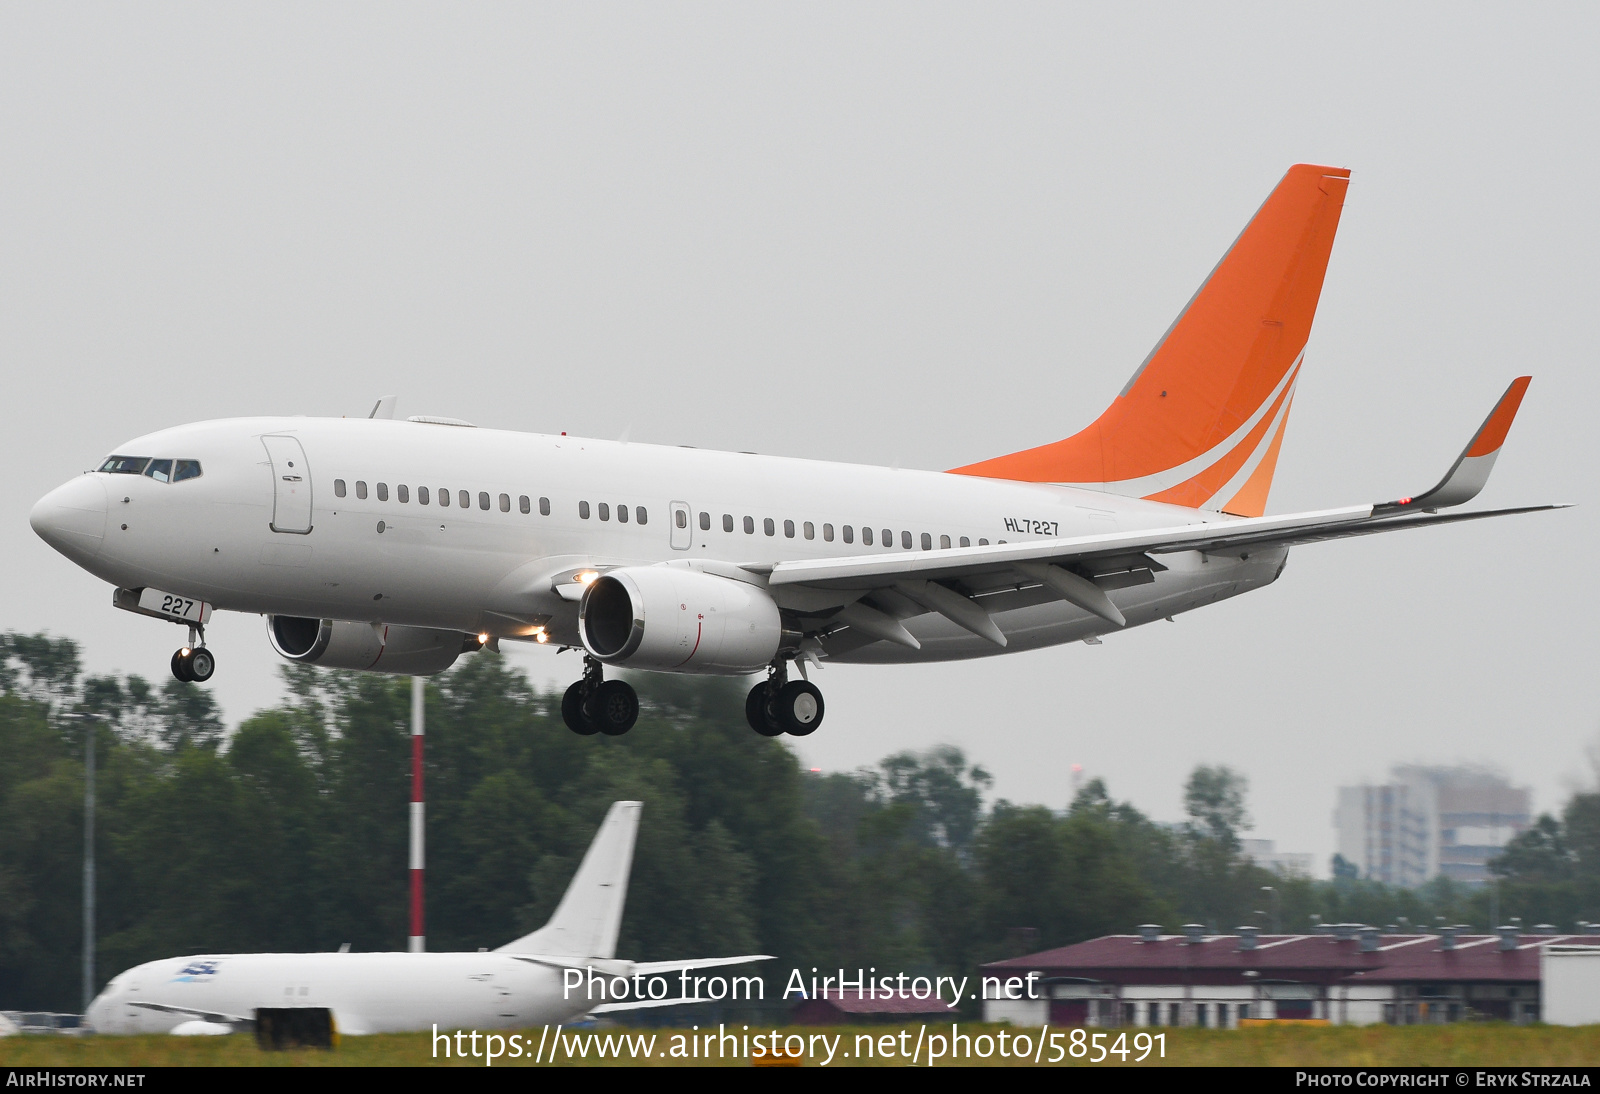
[0,631,1593,1011]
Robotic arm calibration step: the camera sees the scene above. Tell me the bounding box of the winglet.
[1376,377,1531,514]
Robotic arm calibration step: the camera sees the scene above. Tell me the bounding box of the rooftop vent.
[1439,926,1459,951]
[1333,923,1359,942]
[1497,926,1520,951]
[1236,927,1260,951]
[1533,924,1558,934]
[1358,927,1381,952]
[1137,924,1162,943]
[1182,924,1206,945]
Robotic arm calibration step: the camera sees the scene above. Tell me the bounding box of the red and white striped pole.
[408,675,425,953]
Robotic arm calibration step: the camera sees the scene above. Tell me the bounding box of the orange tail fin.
[951,164,1351,517]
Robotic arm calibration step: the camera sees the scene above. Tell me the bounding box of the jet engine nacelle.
[578,566,781,675]
[267,616,467,676]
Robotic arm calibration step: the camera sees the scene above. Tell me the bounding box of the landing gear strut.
[562,656,638,736]
[745,661,824,737]
[170,625,215,684]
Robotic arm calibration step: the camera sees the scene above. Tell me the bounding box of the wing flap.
[760,504,1566,602]
[762,506,1375,590]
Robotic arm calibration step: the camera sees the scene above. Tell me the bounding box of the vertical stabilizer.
[951,164,1350,517]
[496,801,641,959]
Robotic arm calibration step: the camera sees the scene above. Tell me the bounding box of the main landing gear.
[562,656,639,736]
[746,662,824,738]
[170,625,215,684]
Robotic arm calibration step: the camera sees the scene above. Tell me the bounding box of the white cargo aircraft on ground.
[87,802,767,1035]
[32,164,1561,737]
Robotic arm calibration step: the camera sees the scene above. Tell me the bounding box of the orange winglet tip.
[1377,376,1535,514]
[1465,376,1531,458]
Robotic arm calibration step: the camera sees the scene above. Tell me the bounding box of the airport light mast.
[1261,885,1281,936]
[409,676,425,952]
[61,711,107,1013]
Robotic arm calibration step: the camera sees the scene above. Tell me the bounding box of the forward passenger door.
[262,435,313,534]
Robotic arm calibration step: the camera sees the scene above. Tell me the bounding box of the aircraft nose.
[31,475,108,563]
[84,992,109,1033]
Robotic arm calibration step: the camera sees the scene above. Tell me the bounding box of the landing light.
[575,571,599,585]
[477,633,490,645]
[536,633,549,644]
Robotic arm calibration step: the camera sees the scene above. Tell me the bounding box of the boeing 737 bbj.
[31,165,1561,738]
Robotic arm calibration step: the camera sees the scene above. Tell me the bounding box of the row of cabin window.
[328,479,973,548]
[332,479,653,527]
[687,511,989,550]
[333,479,553,516]
[577,501,646,525]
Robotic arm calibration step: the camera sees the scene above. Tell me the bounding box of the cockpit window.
[173,460,202,482]
[99,456,150,475]
[144,459,173,483]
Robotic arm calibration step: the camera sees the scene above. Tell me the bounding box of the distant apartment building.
[1335,766,1531,886]
[1239,838,1313,878]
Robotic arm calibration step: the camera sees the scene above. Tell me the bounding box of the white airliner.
[31,164,1561,737]
[86,802,768,1035]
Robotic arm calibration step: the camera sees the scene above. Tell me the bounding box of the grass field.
[1,1024,1597,1067]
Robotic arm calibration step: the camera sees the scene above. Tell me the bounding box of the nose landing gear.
[745,662,824,737]
[562,656,638,736]
[171,625,215,683]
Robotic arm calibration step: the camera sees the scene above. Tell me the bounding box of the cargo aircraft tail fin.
[497,801,640,959]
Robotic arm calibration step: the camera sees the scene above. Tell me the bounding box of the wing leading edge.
[754,378,1563,641]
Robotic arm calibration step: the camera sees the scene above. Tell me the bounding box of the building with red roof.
[978,924,1593,1027]
[791,988,956,1025]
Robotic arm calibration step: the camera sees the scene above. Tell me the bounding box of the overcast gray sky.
[4,3,1597,874]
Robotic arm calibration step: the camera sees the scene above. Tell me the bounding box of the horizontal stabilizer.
[1375,377,1531,515]
[590,996,709,1015]
[631,955,775,976]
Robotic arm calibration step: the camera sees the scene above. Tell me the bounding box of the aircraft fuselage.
[33,415,1284,664]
